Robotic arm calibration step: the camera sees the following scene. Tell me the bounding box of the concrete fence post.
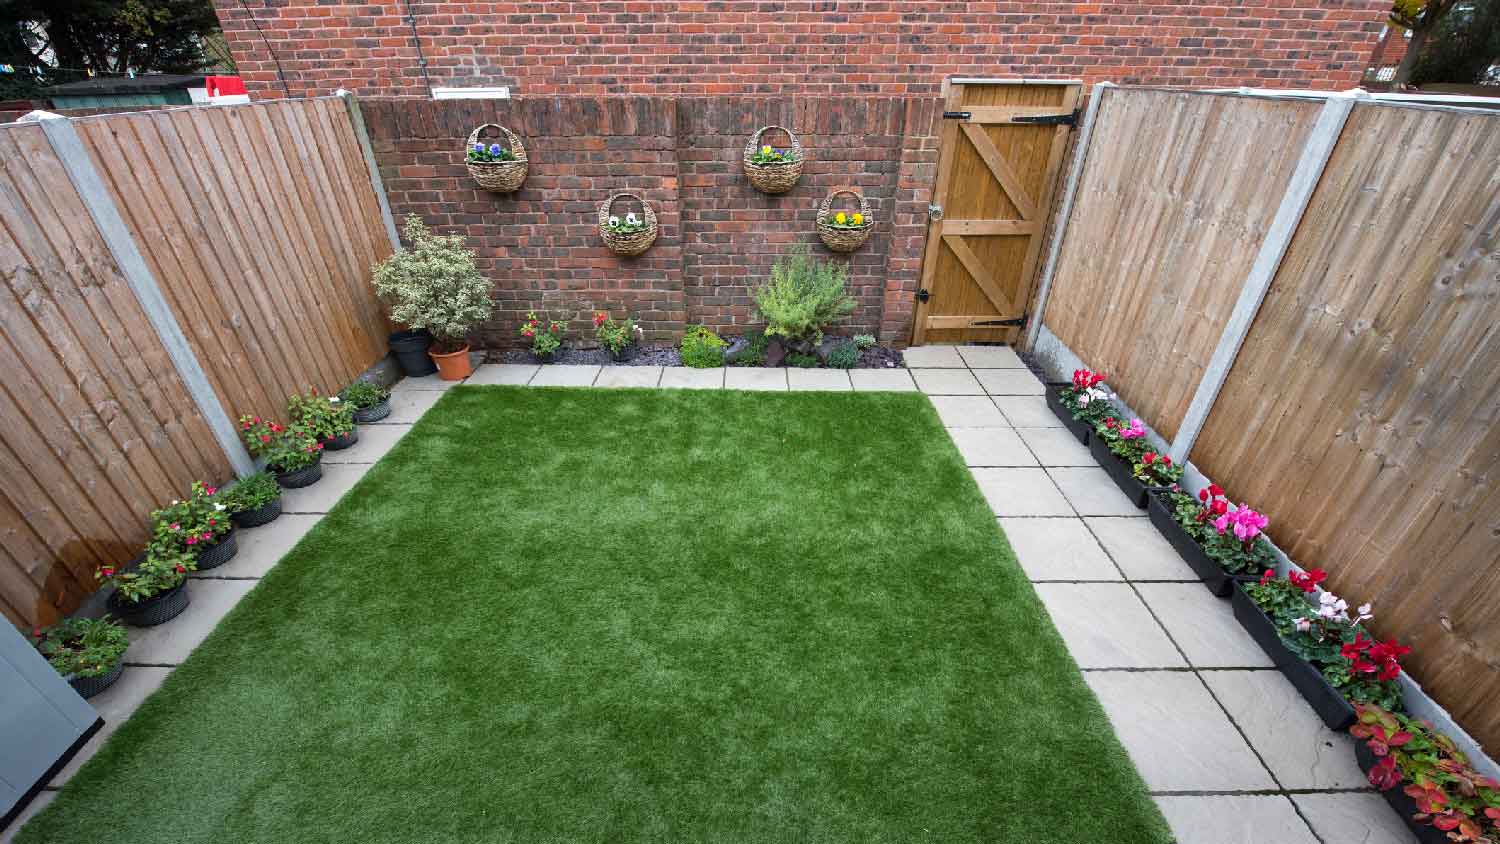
[338,90,402,252]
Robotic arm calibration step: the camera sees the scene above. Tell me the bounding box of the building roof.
[42,74,204,96]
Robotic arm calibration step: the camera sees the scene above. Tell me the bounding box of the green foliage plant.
[520,311,566,359]
[826,342,859,369]
[753,246,856,351]
[680,325,727,368]
[97,547,195,603]
[288,388,354,441]
[372,215,494,353]
[852,334,877,350]
[218,472,281,514]
[340,380,390,410]
[32,616,128,679]
[148,481,232,556]
[786,352,819,368]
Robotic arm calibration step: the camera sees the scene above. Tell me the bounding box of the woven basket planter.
[194,529,239,571]
[68,657,125,700]
[231,496,282,529]
[352,398,391,424]
[107,579,190,628]
[743,125,804,194]
[465,123,529,193]
[816,189,874,252]
[598,192,659,257]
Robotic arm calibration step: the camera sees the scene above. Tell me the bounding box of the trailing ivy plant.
[372,215,493,353]
[753,246,855,353]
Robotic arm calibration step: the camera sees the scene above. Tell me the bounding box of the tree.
[0,0,221,78]
[1411,0,1500,85]
[1389,0,1464,86]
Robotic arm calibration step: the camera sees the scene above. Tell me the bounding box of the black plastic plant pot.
[1146,489,1252,597]
[1352,743,1450,844]
[106,579,190,627]
[609,345,636,363]
[389,330,438,377]
[1229,583,1358,730]
[322,430,359,451]
[194,529,238,571]
[67,657,124,700]
[352,399,391,424]
[1045,384,1091,445]
[231,496,282,529]
[1087,434,1153,509]
[274,458,323,489]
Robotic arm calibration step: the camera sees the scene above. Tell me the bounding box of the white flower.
[625,212,639,225]
[171,499,180,505]
[329,396,340,403]
[213,503,227,512]
[1294,617,1311,632]
[608,215,620,227]
[1078,387,1109,406]
[1317,605,1337,620]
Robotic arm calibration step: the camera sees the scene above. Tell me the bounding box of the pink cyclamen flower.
[1118,418,1147,440]
[1213,505,1270,542]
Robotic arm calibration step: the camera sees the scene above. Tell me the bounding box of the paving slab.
[912,368,986,395]
[1016,427,1094,466]
[193,514,320,579]
[1048,467,1141,516]
[992,394,1063,427]
[1204,671,1369,789]
[280,463,371,514]
[999,517,1122,581]
[725,368,789,391]
[392,373,463,392]
[1085,517,1198,580]
[123,579,257,666]
[957,345,1026,369]
[848,368,917,392]
[465,364,538,386]
[969,467,1072,516]
[660,367,724,389]
[1085,670,1277,791]
[377,390,443,424]
[902,345,966,368]
[529,365,600,387]
[1136,583,1274,668]
[947,428,1037,467]
[1155,796,1318,844]
[1293,794,1416,844]
[321,424,412,464]
[974,368,1046,395]
[594,366,663,388]
[927,395,1008,427]
[1034,583,1184,668]
[2,790,55,844]
[49,667,172,787]
[786,368,852,391]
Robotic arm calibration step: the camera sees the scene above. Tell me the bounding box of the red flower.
[101,567,115,578]
[1208,483,1224,497]
[1162,455,1172,466]
[1288,568,1327,593]
[175,564,186,574]
[1211,499,1229,516]
[260,435,271,443]
[1142,452,1155,464]
[593,312,607,327]
[549,323,559,333]
[1198,488,1210,502]
[1104,417,1117,429]
[1259,568,1275,585]
[204,486,217,496]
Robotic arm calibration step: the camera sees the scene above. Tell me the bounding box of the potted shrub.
[241,415,324,488]
[520,311,566,363]
[594,311,643,361]
[1048,368,1111,445]
[32,616,129,699]
[1349,704,1500,844]
[1088,415,1159,508]
[1148,485,1277,596]
[680,325,727,368]
[220,471,282,528]
[1234,568,1408,729]
[372,214,493,380]
[149,481,236,570]
[98,548,195,627]
[753,245,856,362]
[341,380,392,424]
[290,388,357,450]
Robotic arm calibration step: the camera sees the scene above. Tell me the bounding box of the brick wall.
[361,96,936,348]
[216,2,1391,102]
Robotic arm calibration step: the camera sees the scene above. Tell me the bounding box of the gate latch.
[916,289,931,304]
[927,203,943,221]
[941,111,972,121]
[1012,110,1080,127]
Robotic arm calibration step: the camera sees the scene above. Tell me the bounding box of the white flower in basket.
[625,212,639,226]
[608,215,620,227]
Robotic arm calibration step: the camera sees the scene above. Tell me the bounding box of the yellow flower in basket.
[852,212,864,226]
[762,145,772,155]
[835,211,848,225]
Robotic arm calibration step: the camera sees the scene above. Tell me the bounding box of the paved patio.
[3,348,1413,844]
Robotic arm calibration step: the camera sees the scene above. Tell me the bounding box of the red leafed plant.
[1351,704,1500,842]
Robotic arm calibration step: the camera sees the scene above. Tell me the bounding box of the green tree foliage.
[1388,0,1464,85]
[1,0,221,84]
[1411,0,1500,85]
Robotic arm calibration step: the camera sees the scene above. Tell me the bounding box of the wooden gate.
[912,79,1081,345]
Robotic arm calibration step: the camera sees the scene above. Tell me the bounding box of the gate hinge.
[941,111,972,120]
[1012,109,1079,127]
[916,289,931,304]
[974,313,1028,328]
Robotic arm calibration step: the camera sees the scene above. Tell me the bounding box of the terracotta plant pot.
[430,344,473,381]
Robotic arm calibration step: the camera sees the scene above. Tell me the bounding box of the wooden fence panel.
[73,98,393,424]
[0,122,229,627]
[1043,89,1321,439]
[1192,101,1500,750]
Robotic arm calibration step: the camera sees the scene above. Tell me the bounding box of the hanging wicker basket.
[816,189,874,253]
[464,123,529,193]
[598,192,659,257]
[743,125,804,194]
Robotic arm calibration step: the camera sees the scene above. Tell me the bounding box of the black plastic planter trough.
[1146,489,1256,597]
[323,429,359,451]
[1087,435,1156,509]
[106,579,191,627]
[1045,384,1091,445]
[1352,742,1450,844]
[1230,582,1358,730]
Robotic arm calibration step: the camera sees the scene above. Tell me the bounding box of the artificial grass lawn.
[22,387,1170,844]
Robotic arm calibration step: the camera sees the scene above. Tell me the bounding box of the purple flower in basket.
[473,142,485,154]
[488,143,503,156]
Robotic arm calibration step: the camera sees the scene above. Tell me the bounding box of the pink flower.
[171,523,180,531]
[186,535,198,546]
[205,486,217,496]
[1119,418,1146,440]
